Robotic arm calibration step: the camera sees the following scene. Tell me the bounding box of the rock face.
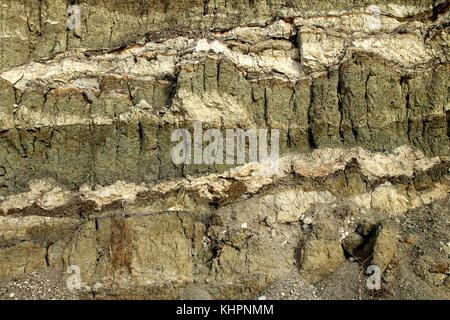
[371,225,398,272]
[0,1,449,300]
[300,240,346,283]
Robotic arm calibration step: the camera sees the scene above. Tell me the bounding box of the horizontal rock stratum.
[0,0,449,300]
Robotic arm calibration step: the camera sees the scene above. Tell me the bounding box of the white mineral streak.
[79,181,148,208]
[219,20,293,43]
[0,146,448,213]
[0,8,445,131]
[269,180,450,223]
[2,107,113,130]
[0,179,72,213]
[194,38,301,79]
[263,189,336,223]
[173,91,254,127]
[350,182,450,216]
[292,146,443,180]
[1,7,443,92]
[352,33,431,66]
[296,12,436,70]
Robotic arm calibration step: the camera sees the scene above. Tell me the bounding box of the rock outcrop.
[0,0,449,300]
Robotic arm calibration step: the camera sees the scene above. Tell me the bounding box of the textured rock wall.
[0,0,449,299]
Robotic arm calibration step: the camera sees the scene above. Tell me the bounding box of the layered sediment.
[0,0,449,299]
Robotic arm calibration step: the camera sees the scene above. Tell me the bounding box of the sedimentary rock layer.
[0,0,449,299]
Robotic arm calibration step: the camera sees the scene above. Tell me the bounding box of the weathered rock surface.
[0,0,449,300]
[300,239,346,283]
[371,225,398,272]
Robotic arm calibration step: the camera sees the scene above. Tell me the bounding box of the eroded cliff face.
[0,0,449,300]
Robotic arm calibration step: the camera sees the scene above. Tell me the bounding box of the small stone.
[357,221,376,237]
[9,293,15,298]
[342,232,365,255]
[371,225,397,272]
[429,263,449,275]
[444,277,450,288]
[383,272,395,284]
[402,234,418,245]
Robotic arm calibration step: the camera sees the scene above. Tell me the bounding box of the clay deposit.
[0,0,449,300]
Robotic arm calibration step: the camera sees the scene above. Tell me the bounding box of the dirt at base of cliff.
[0,269,77,300]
